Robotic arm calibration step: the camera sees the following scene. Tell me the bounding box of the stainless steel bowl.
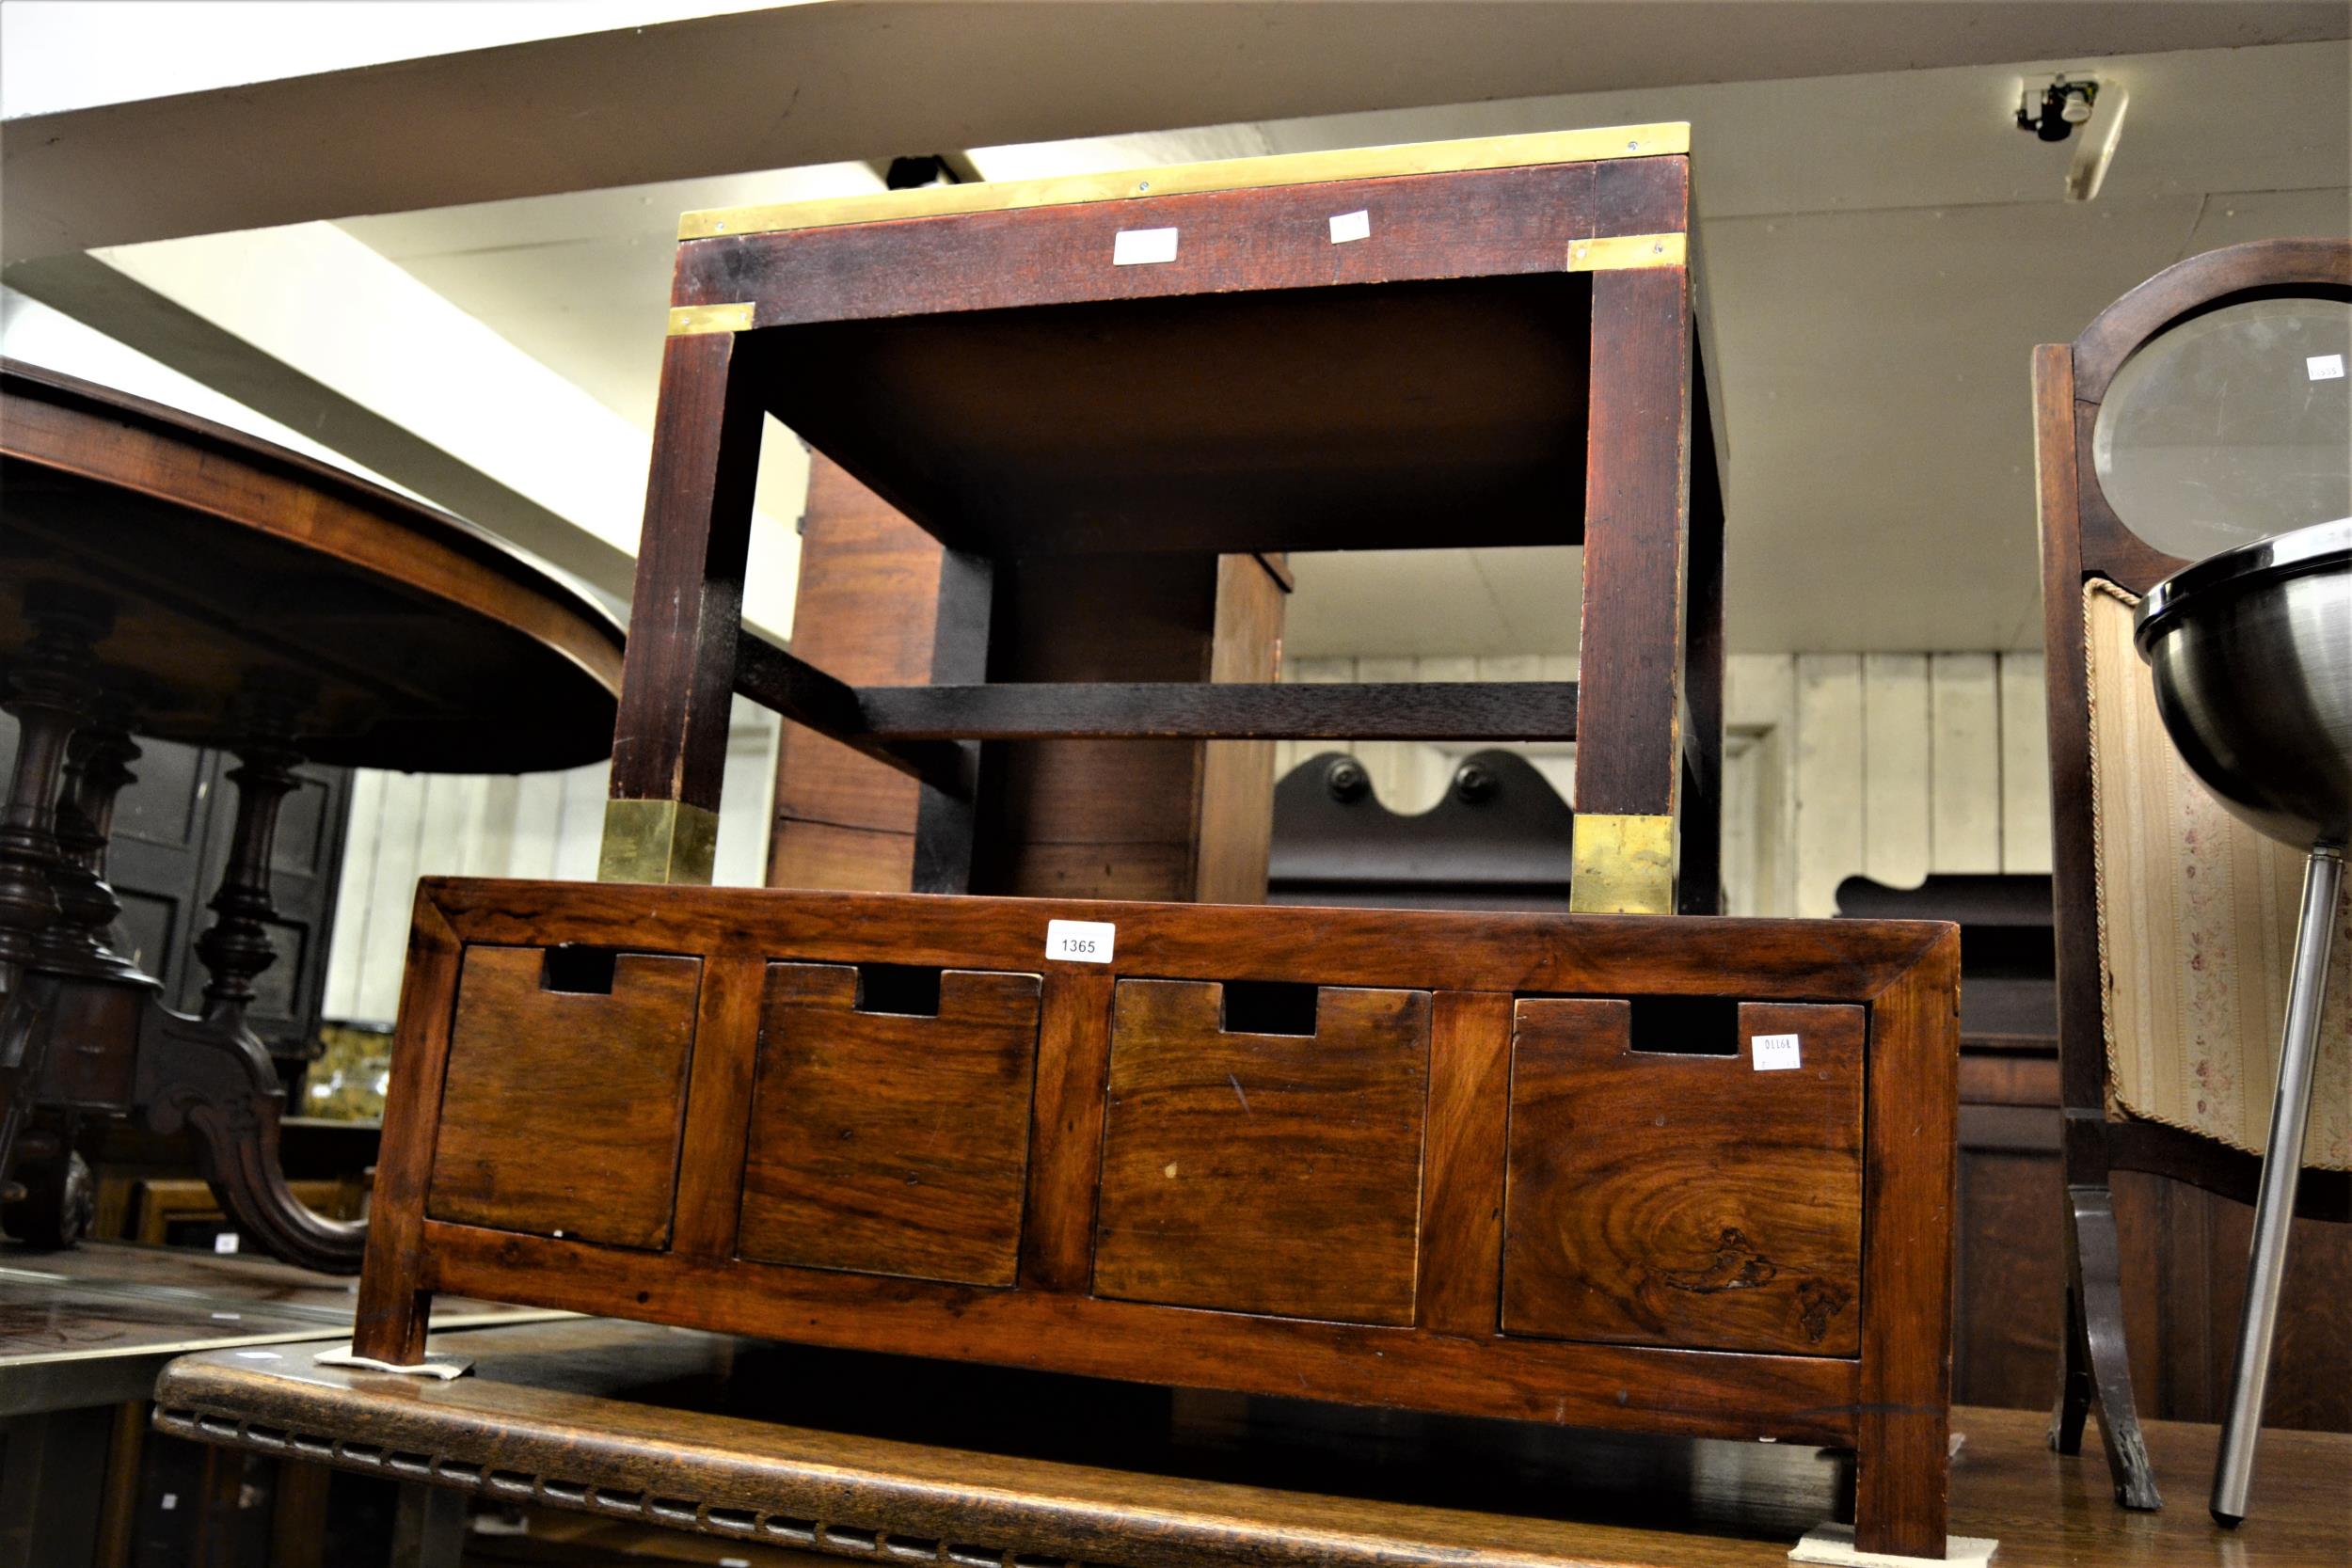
[2135,518,2352,849]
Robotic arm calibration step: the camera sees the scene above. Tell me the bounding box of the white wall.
[322,700,778,1026]
[1278,650,2051,918]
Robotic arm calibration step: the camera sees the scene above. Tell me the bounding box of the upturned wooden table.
[150,1316,2351,1568]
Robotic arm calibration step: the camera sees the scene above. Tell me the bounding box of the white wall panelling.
[322,699,780,1026]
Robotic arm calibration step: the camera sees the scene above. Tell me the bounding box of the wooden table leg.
[0,584,108,1209]
[137,676,367,1274]
[601,324,766,887]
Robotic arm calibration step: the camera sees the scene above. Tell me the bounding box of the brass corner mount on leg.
[598,799,719,886]
[1569,813,1677,914]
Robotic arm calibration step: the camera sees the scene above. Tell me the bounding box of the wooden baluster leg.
[601,323,766,885]
[0,584,108,1202]
[39,690,148,978]
[141,676,367,1273]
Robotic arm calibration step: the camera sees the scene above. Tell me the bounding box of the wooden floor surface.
[151,1318,2348,1568]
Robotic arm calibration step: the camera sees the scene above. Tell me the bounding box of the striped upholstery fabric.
[2084,579,2351,1171]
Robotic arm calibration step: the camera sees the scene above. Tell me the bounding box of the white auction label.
[213,1232,240,1254]
[1112,227,1179,265]
[1045,918,1116,962]
[1752,1033,1803,1070]
[1328,209,1372,244]
[2308,353,2345,381]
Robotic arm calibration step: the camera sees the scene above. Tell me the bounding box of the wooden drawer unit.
[1095,980,1431,1323]
[1502,999,1866,1355]
[424,944,701,1250]
[739,963,1041,1286]
[360,882,1958,1559]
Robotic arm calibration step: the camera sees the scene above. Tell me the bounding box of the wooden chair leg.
[2057,1181,2162,1510]
[2047,1278,2092,1455]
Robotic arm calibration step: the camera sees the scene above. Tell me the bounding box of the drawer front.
[427,946,702,1250]
[1502,999,1865,1355]
[1093,979,1431,1325]
[738,963,1041,1286]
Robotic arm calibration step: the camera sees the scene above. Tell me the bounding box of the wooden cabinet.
[359,881,1957,1559]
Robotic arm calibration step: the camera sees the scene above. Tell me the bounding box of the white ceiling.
[337,38,2350,656]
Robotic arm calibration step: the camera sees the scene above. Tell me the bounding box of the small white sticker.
[721,1560,751,1568]
[1328,209,1371,244]
[213,1233,240,1254]
[1752,1033,1803,1071]
[233,1351,282,1361]
[1045,918,1116,963]
[1112,227,1178,265]
[2308,353,2345,382]
[210,1311,241,1322]
[161,1494,179,1512]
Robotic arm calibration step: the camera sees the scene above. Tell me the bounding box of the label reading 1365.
[1045,918,1116,963]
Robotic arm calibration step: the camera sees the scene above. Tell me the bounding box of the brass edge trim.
[678,122,1692,241]
[598,799,720,886]
[1568,813,1677,915]
[666,303,755,337]
[1566,232,1687,272]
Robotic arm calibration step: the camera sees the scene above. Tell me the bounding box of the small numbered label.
[1751,1034,1803,1071]
[1112,228,1179,265]
[1045,918,1116,963]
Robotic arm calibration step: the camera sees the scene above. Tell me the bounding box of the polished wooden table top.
[151,1317,2349,1567]
[0,358,623,771]
[0,1240,562,1418]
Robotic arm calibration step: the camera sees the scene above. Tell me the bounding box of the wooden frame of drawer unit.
[357,879,1958,1559]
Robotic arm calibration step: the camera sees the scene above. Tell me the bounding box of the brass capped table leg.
[599,798,720,886]
[1568,813,1677,914]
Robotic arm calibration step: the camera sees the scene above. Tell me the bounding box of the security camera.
[2018,75,2100,142]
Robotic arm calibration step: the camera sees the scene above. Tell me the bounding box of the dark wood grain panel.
[425,945,702,1250]
[1854,936,1960,1557]
[678,163,1606,325]
[1503,1000,1865,1356]
[422,879,1951,1000]
[1195,551,1287,904]
[1416,990,1514,1337]
[607,331,762,814]
[351,895,461,1364]
[416,1220,1859,1446]
[738,963,1041,1286]
[769,456,938,886]
[852,680,1577,740]
[1572,263,1690,820]
[1095,979,1431,1324]
[1020,967,1116,1291]
[669,954,764,1259]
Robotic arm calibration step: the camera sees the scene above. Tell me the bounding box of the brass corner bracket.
[598,798,720,886]
[1566,233,1687,273]
[667,303,755,337]
[1569,813,1678,914]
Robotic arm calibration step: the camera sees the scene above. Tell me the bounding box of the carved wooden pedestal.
[357,879,1959,1559]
